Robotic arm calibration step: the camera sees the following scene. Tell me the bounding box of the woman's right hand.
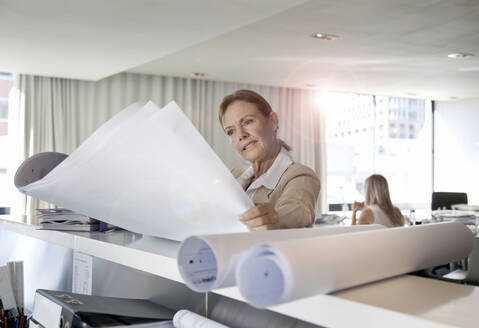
[351,201,364,225]
[353,201,364,212]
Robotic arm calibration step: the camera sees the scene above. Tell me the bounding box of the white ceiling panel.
[130,0,479,100]
[1,0,479,100]
[0,0,307,80]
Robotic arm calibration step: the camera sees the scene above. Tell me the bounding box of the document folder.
[30,289,174,328]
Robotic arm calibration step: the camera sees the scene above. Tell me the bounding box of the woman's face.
[222,100,278,162]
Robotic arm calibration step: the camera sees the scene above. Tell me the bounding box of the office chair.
[425,192,469,283]
[431,192,468,210]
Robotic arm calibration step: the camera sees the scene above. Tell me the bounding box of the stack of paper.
[36,208,99,232]
[432,210,477,226]
[18,101,252,241]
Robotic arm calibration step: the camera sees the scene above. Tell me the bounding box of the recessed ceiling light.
[312,33,339,40]
[447,53,474,59]
[190,72,207,78]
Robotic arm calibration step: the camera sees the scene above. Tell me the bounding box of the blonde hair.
[218,89,291,151]
[364,174,404,226]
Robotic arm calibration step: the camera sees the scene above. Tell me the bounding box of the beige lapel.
[253,186,273,204]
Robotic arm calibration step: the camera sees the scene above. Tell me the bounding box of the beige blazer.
[232,163,320,228]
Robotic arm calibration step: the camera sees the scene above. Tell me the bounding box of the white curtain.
[10,73,326,223]
[6,76,27,222]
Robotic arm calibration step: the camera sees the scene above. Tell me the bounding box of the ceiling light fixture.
[312,33,339,40]
[447,53,474,59]
[190,72,207,78]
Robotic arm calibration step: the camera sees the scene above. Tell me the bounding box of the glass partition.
[323,92,432,212]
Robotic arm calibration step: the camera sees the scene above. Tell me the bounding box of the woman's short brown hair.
[218,89,291,151]
[218,89,273,124]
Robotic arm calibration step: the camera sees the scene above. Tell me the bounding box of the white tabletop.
[2,217,478,328]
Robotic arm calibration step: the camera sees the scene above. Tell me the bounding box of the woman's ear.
[269,112,279,132]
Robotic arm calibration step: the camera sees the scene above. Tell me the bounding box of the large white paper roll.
[20,101,252,241]
[177,224,386,292]
[173,309,229,328]
[236,222,474,308]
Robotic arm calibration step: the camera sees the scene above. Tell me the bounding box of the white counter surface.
[2,218,477,327]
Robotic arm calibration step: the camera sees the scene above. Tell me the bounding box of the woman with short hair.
[219,89,320,230]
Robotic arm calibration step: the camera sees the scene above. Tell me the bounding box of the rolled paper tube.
[236,222,474,308]
[177,224,386,292]
[173,309,228,328]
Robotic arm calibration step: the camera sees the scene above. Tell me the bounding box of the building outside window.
[323,93,432,211]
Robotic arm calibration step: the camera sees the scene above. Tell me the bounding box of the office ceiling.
[1,0,479,101]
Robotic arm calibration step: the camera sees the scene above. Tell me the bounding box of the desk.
[1,218,479,327]
[335,275,479,327]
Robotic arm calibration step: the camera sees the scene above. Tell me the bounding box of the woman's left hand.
[239,203,280,230]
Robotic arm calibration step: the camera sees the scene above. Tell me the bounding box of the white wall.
[435,98,479,204]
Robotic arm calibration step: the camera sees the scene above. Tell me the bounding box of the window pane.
[378,97,432,208]
[435,100,479,204]
[324,93,432,210]
[324,93,375,205]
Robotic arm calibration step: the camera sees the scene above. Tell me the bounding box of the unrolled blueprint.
[19,101,252,240]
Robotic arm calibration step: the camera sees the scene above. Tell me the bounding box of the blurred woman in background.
[352,174,404,227]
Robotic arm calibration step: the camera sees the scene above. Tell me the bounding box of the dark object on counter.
[30,289,174,328]
[14,152,68,188]
[431,192,467,210]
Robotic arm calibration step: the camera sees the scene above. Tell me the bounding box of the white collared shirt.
[236,147,293,201]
